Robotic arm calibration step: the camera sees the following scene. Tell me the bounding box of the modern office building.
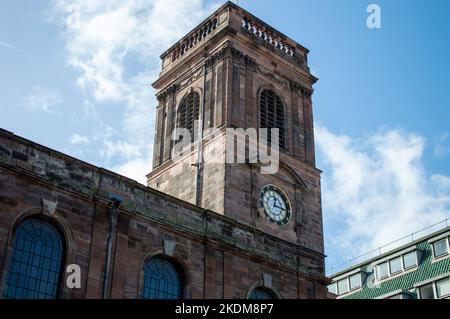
[328,225,450,299]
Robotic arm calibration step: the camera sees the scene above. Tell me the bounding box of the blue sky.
[1,0,449,274]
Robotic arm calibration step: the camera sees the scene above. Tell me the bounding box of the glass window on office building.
[388,292,411,299]
[337,279,349,294]
[349,273,361,290]
[328,283,337,295]
[419,283,435,299]
[433,239,448,258]
[389,257,402,274]
[403,251,417,269]
[376,262,389,280]
[436,278,450,298]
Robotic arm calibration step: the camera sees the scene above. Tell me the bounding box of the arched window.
[4,219,64,299]
[260,89,286,149]
[141,256,183,299]
[177,92,200,143]
[249,287,276,299]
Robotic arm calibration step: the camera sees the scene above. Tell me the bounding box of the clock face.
[259,185,291,225]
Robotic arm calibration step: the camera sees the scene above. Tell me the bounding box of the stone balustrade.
[169,17,219,63]
[242,16,295,58]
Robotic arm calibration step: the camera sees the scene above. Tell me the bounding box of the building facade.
[328,226,450,299]
[0,2,327,299]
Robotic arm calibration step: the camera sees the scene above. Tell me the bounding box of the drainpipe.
[194,52,209,207]
[102,197,121,299]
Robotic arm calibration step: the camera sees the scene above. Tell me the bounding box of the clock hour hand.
[273,201,282,209]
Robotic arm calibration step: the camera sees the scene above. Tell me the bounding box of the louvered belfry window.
[260,90,286,149]
[177,92,200,142]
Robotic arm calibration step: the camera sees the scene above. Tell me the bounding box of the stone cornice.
[301,87,314,98]
[205,47,226,68]
[155,45,314,103]
[229,47,257,69]
[289,80,314,97]
[156,83,178,102]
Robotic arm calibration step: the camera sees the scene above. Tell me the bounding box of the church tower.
[147,2,323,253]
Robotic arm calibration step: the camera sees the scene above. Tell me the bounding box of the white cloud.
[22,85,63,113]
[316,125,450,269]
[112,150,153,185]
[50,0,220,181]
[51,0,219,102]
[100,140,142,161]
[434,132,450,158]
[69,133,90,145]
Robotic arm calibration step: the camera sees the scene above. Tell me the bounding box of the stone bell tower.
[147,2,323,254]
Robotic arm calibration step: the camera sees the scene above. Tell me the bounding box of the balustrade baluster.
[201,26,206,39]
[193,32,198,45]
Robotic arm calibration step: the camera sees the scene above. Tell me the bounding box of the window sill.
[336,287,362,299]
[375,266,418,284]
[432,253,450,264]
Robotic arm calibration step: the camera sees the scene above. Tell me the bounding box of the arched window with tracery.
[141,256,183,299]
[260,89,286,149]
[4,218,65,299]
[177,92,200,143]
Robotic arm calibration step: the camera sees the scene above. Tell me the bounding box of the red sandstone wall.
[0,129,328,299]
